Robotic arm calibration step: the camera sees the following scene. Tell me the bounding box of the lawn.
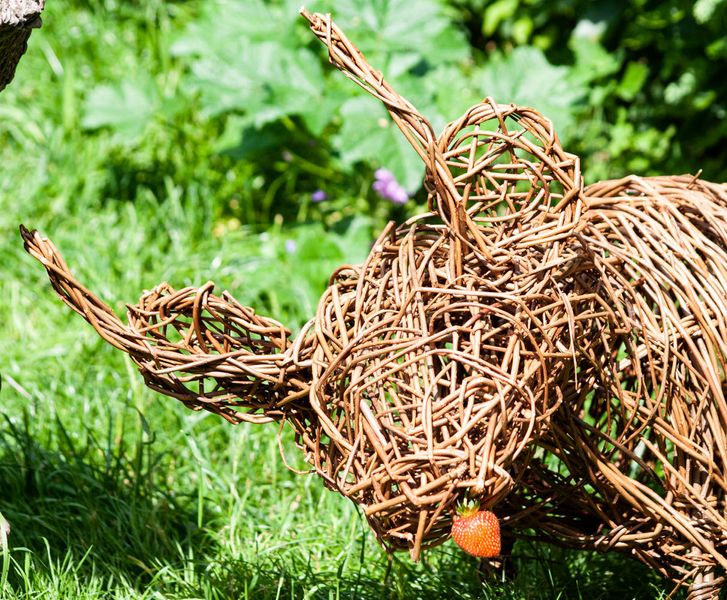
[2,0,717,598]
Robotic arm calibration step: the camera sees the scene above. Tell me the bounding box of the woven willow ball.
[431,100,582,248]
[502,175,727,592]
[572,176,727,572]
[297,217,581,556]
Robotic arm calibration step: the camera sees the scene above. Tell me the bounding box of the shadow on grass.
[0,410,675,599]
[147,542,674,600]
[0,410,204,589]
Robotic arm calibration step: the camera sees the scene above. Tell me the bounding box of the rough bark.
[0,0,44,92]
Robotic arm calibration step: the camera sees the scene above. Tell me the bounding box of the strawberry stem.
[455,498,481,518]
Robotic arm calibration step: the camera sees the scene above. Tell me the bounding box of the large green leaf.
[171,0,301,54]
[81,78,158,141]
[246,48,343,135]
[170,1,310,118]
[473,47,586,134]
[569,37,621,84]
[326,0,469,74]
[332,96,425,194]
[169,0,472,177]
[183,47,262,117]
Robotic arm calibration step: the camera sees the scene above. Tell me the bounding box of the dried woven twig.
[303,9,583,264]
[20,10,727,599]
[504,174,727,593]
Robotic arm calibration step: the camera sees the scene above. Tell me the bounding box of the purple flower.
[285,239,297,254]
[373,168,408,205]
[311,189,327,202]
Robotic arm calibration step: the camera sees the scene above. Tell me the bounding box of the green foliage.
[473,46,585,133]
[167,0,474,199]
[82,76,166,141]
[449,0,727,182]
[74,0,595,207]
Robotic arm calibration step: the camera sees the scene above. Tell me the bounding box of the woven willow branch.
[20,9,727,599]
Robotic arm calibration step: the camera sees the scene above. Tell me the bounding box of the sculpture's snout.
[20,225,313,424]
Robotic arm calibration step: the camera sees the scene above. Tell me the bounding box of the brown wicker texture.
[556,175,727,597]
[19,9,727,599]
[500,175,727,599]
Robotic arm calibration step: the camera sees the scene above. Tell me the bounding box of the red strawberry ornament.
[451,502,501,558]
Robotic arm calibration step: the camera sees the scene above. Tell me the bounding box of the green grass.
[0,1,679,598]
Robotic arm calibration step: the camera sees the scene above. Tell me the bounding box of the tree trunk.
[0,0,44,92]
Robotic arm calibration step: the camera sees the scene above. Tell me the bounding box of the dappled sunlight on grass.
[0,398,670,598]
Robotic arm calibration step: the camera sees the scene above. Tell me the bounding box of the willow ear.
[301,8,437,170]
[300,9,487,263]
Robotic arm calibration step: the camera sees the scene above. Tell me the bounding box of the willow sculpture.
[20,9,727,599]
